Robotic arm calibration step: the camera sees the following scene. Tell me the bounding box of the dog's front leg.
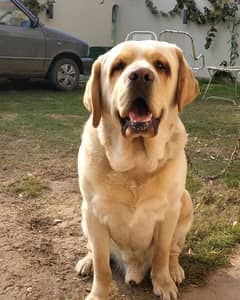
[85,210,111,300]
[151,207,180,300]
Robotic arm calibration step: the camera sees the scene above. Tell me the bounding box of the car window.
[0,0,30,27]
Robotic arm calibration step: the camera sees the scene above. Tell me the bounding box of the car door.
[0,0,45,76]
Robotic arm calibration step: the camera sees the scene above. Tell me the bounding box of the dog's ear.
[83,56,102,127]
[175,48,199,112]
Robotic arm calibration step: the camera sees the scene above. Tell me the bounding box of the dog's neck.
[97,112,187,174]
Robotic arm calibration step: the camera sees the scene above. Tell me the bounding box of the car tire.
[49,58,80,91]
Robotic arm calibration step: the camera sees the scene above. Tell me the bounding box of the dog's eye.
[154,60,169,73]
[111,61,126,75]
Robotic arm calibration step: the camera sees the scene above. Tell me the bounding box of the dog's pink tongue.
[129,111,152,123]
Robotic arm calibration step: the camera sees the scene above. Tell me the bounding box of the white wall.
[114,0,234,78]
[40,0,239,78]
[40,0,114,46]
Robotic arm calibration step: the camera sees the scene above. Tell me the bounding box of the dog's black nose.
[128,68,154,83]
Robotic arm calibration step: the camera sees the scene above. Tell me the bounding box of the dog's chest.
[93,175,167,251]
[109,204,161,252]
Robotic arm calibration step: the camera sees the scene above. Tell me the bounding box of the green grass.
[7,174,49,198]
[0,79,239,285]
[181,80,240,284]
[182,184,240,284]
[0,81,87,155]
[183,81,239,190]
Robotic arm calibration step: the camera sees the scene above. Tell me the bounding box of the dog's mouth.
[119,98,161,137]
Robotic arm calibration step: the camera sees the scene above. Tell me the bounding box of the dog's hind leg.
[76,243,93,276]
[169,190,193,285]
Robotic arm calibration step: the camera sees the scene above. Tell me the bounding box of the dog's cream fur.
[76,41,199,300]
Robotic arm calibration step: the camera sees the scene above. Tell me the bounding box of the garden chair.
[158,30,205,72]
[125,30,157,41]
[202,65,240,104]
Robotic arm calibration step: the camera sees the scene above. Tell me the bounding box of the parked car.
[0,0,93,90]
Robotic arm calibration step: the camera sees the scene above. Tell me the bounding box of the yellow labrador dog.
[76,40,199,300]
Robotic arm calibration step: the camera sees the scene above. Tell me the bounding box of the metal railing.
[125,31,158,41]
[159,30,205,71]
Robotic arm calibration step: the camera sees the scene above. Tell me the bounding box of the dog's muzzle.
[119,97,162,137]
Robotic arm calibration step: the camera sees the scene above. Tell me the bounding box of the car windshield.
[0,0,29,27]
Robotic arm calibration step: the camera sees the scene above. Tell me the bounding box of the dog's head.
[83,41,199,138]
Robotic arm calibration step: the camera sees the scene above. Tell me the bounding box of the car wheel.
[49,58,80,91]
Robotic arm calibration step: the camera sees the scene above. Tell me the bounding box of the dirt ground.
[1,154,240,300]
[180,247,240,300]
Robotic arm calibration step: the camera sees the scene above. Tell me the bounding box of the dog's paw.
[76,253,93,276]
[170,263,185,285]
[152,276,178,300]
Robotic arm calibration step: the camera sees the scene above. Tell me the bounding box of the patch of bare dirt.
[50,114,79,121]
[1,157,240,300]
[180,247,240,300]
[0,112,18,121]
[49,114,84,128]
